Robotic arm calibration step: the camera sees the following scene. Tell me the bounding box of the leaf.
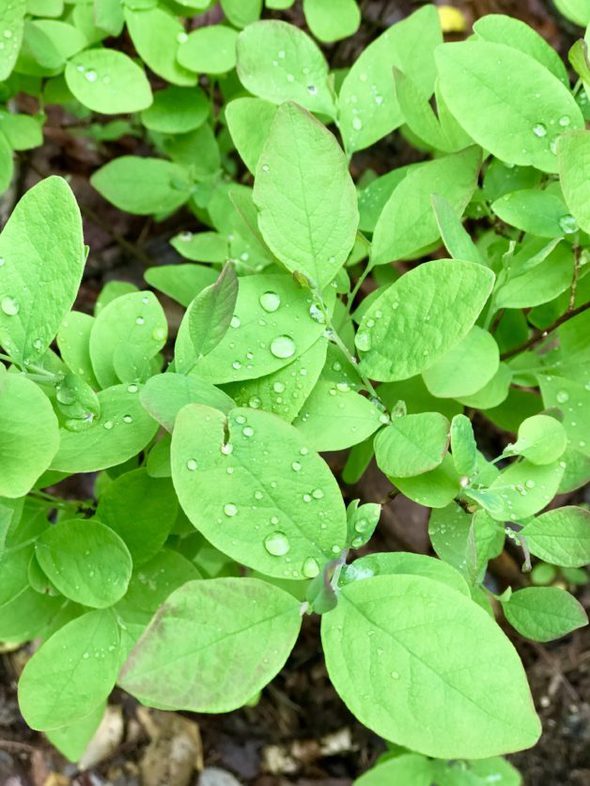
[322,574,540,758]
[505,414,568,465]
[303,0,360,43]
[346,551,470,597]
[46,703,106,764]
[65,49,152,114]
[0,132,13,195]
[554,0,590,25]
[91,157,191,216]
[120,577,301,712]
[493,242,572,309]
[391,454,461,509]
[141,86,208,134]
[338,5,442,154]
[188,264,238,360]
[371,148,481,265]
[492,188,574,238]
[144,263,218,307]
[57,311,99,387]
[450,414,478,477]
[18,610,121,731]
[220,0,262,28]
[432,193,485,264]
[171,405,347,579]
[0,176,84,365]
[502,587,587,642]
[356,259,495,382]
[0,0,26,79]
[355,754,434,786]
[558,129,590,233]
[174,273,331,384]
[125,6,197,86]
[422,327,500,399]
[177,25,239,75]
[253,103,358,289]
[96,468,178,565]
[35,519,132,608]
[236,20,335,117]
[226,97,277,174]
[0,374,59,498]
[50,383,158,473]
[473,14,569,85]
[140,372,234,432]
[435,40,583,173]
[375,413,449,478]
[432,757,522,786]
[521,506,590,567]
[89,291,167,388]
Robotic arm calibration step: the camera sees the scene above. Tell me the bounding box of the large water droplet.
[273,381,285,393]
[356,331,371,351]
[532,123,547,137]
[270,335,296,359]
[259,291,281,312]
[223,503,238,517]
[559,115,571,127]
[556,390,569,404]
[352,116,363,131]
[1,296,19,316]
[302,557,320,578]
[230,316,241,328]
[85,69,97,82]
[186,459,198,471]
[559,214,578,234]
[264,531,290,556]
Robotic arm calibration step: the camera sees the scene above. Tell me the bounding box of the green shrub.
[1,2,589,782]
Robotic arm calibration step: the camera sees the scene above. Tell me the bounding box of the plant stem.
[500,299,590,361]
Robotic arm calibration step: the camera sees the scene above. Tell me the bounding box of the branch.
[500,299,590,361]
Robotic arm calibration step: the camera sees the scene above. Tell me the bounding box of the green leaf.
[96,468,178,565]
[371,148,481,265]
[144,263,217,307]
[422,327,500,399]
[171,405,347,579]
[0,0,26,79]
[187,263,238,360]
[120,577,301,712]
[220,0,262,28]
[253,102,358,288]
[124,7,197,86]
[467,461,564,522]
[18,610,121,731]
[65,49,153,114]
[177,24,238,75]
[502,587,587,642]
[522,506,590,567]
[492,189,574,238]
[46,703,105,763]
[391,454,461,509]
[0,110,43,151]
[375,413,449,478]
[91,157,191,216]
[432,193,485,264]
[0,374,59,498]
[140,372,234,432]
[303,0,360,43]
[338,5,441,154]
[432,757,522,786]
[223,339,327,422]
[50,383,158,473]
[450,414,478,477]
[141,86,208,133]
[57,311,99,387]
[0,132,13,195]
[355,754,434,786]
[554,0,590,26]
[236,20,335,117]
[322,574,540,758]
[345,500,381,549]
[558,129,590,233]
[493,242,572,309]
[225,97,277,174]
[435,40,583,173]
[346,551,470,597]
[89,291,167,388]
[356,259,495,382]
[175,273,330,384]
[505,414,568,465]
[473,14,569,85]
[35,518,132,608]
[0,176,84,365]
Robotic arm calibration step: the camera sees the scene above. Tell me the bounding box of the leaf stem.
[500,299,590,361]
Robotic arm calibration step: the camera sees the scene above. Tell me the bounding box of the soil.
[1,1,589,785]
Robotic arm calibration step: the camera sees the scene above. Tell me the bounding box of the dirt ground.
[1,1,590,784]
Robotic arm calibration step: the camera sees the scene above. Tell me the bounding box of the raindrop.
[135,316,145,325]
[186,459,198,471]
[302,557,320,578]
[1,296,18,316]
[391,671,400,680]
[532,123,547,137]
[291,461,301,472]
[312,488,324,499]
[559,214,578,234]
[525,479,536,489]
[259,291,281,312]
[352,116,363,131]
[232,360,242,370]
[230,316,241,328]
[32,338,42,350]
[303,493,312,503]
[261,164,270,173]
[122,414,133,424]
[273,381,286,393]
[243,426,254,437]
[127,384,139,393]
[223,503,238,517]
[309,303,325,323]
[248,396,261,409]
[270,335,296,359]
[556,390,569,404]
[300,447,309,456]
[179,231,192,241]
[103,420,114,430]
[85,69,97,83]
[356,331,371,351]
[558,115,571,127]
[177,31,188,44]
[307,84,317,95]
[264,531,290,556]
[221,443,233,455]
[0,257,5,266]
[286,73,294,82]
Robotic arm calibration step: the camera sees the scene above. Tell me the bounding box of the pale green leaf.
[144,263,218,307]
[177,25,238,75]
[140,372,234,432]
[422,327,500,399]
[522,506,590,567]
[558,129,590,233]
[0,0,26,80]
[502,586,587,642]
[375,413,449,478]
[225,97,277,174]
[187,264,238,360]
[125,7,197,86]
[303,0,360,43]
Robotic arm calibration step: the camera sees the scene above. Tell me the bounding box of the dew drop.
[248,396,261,409]
[556,390,569,404]
[559,115,571,127]
[221,443,234,455]
[243,426,254,437]
[177,31,188,43]
[259,291,281,312]
[559,214,578,234]
[273,381,285,393]
[103,420,114,430]
[352,116,363,131]
[532,123,547,137]
[0,257,5,266]
[230,316,241,328]
[391,671,400,680]
[186,459,198,471]
[127,384,139,393]
[302,557,320,578]
[291,461,301,472]
[270,335,296,359]
[223,503,238,517]
[1,296,18,316]
[356,331,371,351]
[85,69,97,83]
[312,488,324,499]
[232,360,242,370]
[135,316,145,326]
[264,531,290,556]
[122,414,133,424]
